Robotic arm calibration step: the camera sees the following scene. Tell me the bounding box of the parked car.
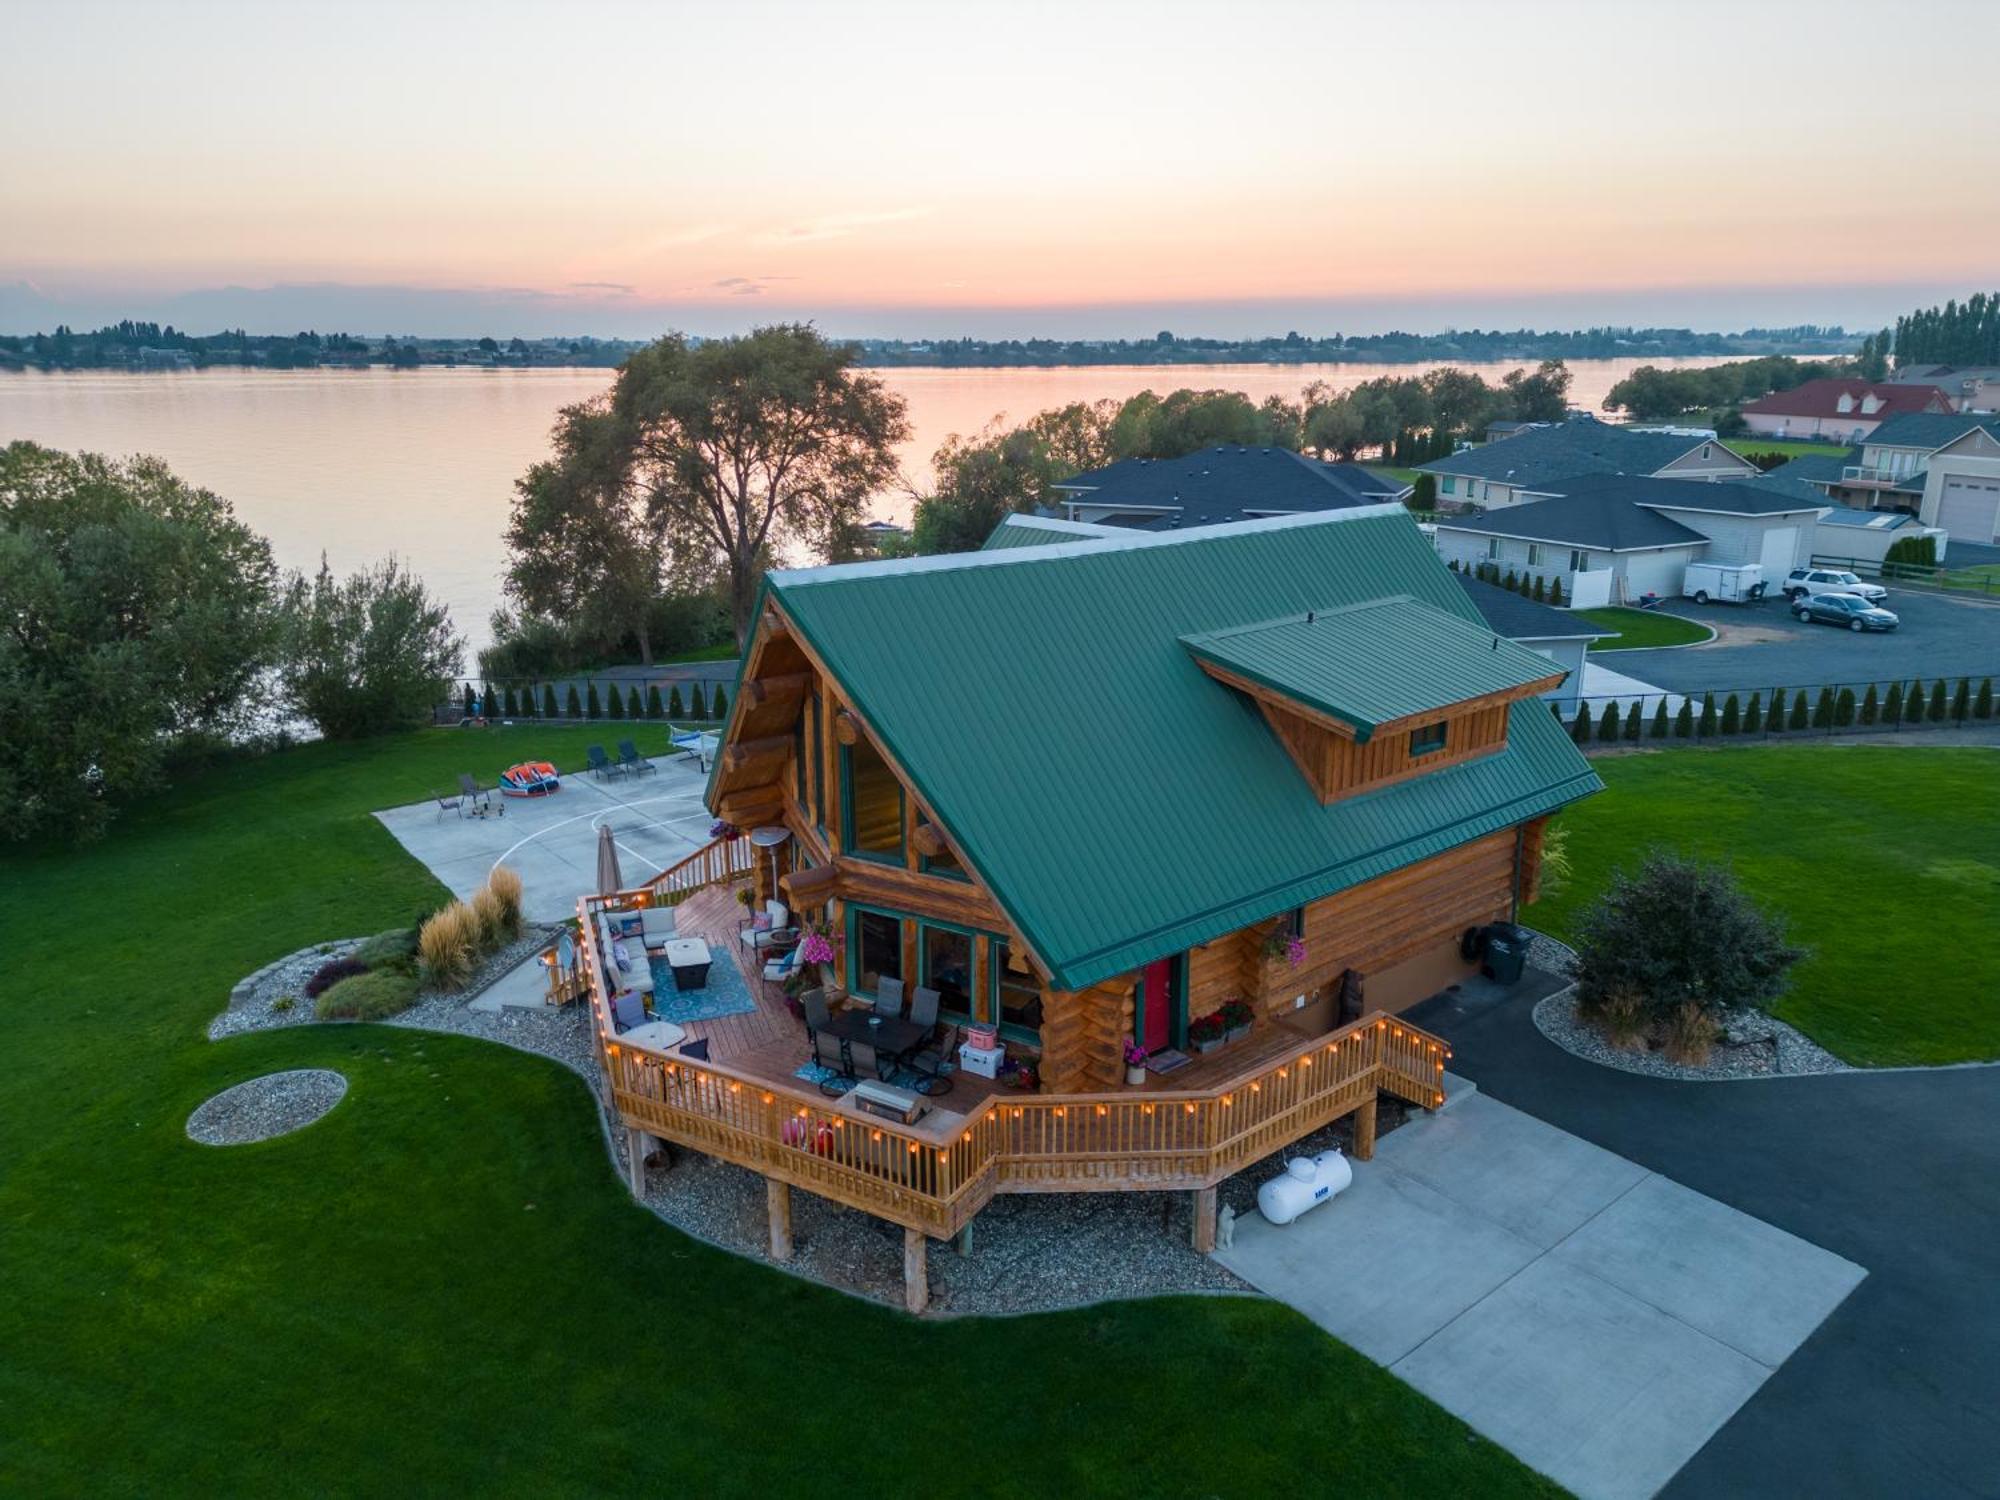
[1785,567,1888,603]
[1793,592,1899,632]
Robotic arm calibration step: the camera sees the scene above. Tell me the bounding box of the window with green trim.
[840,735,903,861]
[920,840,969,881]
[848,907,904,996]
[992,939,1043,1040]
[920,923,975,1022]
[807,691,825,836]
[1409,721,1448,756]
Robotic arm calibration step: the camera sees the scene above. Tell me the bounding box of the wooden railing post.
[1353,1095,1378,1160]
[767,1179,794,1261]
[1191,1185,1218,1252]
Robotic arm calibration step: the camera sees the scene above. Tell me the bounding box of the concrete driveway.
[1407,986,2000,1498]
[1217,1091,1860,1500]
[1607,588,2000,698]
[375,751,715,922]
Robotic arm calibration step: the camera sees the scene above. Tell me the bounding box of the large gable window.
[841,733,903,862]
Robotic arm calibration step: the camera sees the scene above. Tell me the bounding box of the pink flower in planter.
[797,931,836,966]
[1285,936,1308,968]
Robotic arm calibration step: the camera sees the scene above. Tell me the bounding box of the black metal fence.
[432,674,732,727]
[1559,672,1996,747]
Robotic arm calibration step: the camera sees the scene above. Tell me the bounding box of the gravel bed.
[1526,928,1851,1081]
[208,937,369,1039]
[187,1069,349,1144]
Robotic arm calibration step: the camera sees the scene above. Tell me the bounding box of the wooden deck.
[654,883,1327,1111]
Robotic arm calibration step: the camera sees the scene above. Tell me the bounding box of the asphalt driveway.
[1605,588,2000,698]
[1405,985,2000,1499]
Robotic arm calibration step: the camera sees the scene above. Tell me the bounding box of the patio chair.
[434,787,465,820]
[873,976,905,1018]
[586,744,624,780]
[617,738,656,776]
[457,773,495,817]
[908,985,941,1036]
[906,1022,958,1097]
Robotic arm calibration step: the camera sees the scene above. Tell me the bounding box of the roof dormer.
[1836,392,1856,413]
[1180,597,1566,803]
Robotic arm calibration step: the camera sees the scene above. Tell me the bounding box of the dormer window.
[1837,393,1855,413]
[1410,722,1448,756]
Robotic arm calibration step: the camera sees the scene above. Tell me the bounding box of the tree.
[1788,692,1809,730]
[1835,687,1856,726]
[565,683,582,718]
[1812,688,1834,728]
[1950,677,1970,722]
[278,555,464,739]
[1674,701,1693,737]
[589,326,909,646]
[1532,575,1546,603]
[1572,852,1805,1022]
[1499,359,1572,423]
[685,681,707,720]
[504,685,520,717]
[1977,678,1994,720]
[1548,576,1565,606]
[666,684,684,718]
[1768,688,1787,732]
[542,683,559,718]
[1721,694,1740,734]
[606,680,624,719]
[462,682,476,718]
[1650,700,1669,738]
[710,684,728,721]
[1860,685,1878,725]
[1571,705,1592,744]
[1928,679,1948,721]
[645,683,663,719]
[910,422,1061,555]
[1597,702,1621,742]
[627,685,644,719]
[1884,681,1904,724]
[1697,693,1717,737]
[1745,693,1763,734]
[0,443,281,840]
[584,681,603,719]
[1623,701,1643,741]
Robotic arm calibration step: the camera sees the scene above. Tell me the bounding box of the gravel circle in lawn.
[187,1069,349,1145]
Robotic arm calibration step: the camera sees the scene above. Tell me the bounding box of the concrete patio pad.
[374,753,715,923]
[1215,1093,1864,1500]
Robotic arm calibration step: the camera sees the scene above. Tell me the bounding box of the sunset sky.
[4,0,1996,337]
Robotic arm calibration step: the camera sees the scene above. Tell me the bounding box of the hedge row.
[461,680,727,722]
[1564,676,1994,744]
[1449,558,1566,607]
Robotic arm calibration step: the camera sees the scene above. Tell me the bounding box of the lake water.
[0,357,1729,648]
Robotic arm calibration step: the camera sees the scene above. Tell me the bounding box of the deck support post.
[953,1222,974,1257]
[625,1128,648,1194]
[903,1228,929,1315]
[1191,1185,1219,1253]
[766,1179,794,1261]
[1354,1094,1378,1161]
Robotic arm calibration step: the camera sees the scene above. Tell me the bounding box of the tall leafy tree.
[0,443,280,840]
[278,555,464,739]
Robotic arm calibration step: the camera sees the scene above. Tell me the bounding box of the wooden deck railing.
[579,881,1451,1237]
[641,834,758,906]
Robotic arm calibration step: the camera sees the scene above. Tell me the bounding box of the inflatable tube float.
[500,761,561,797]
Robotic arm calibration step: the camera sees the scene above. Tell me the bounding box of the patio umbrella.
[596,822,625,895]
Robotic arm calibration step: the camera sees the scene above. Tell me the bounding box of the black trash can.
[1480,922,1530,986]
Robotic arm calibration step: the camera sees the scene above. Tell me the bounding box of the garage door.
[1624,549,1690,599]
[1939,478,2000,545]
[1759,526,1798,574]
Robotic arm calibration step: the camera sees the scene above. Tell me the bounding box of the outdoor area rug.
[648,954,757,1024]
[795,1059,955,1093]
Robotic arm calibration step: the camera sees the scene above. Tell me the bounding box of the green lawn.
[0,728,1558,1496]
[1723,437,1849,462]
[1575,606,1713,651]
[1532,745,2000,1066]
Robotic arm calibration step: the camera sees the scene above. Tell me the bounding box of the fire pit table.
[661,937,713,992]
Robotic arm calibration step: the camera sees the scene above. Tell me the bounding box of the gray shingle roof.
[1527,472,1823,517]
[1453,573,1609,640]
[1434,494,1706,551]
[1417,420,1712,486]
[1763,450,1859,486]
[1053,447,1408,522]
[1864,412,2000,452]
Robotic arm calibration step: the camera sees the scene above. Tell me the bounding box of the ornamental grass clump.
[418,900,482,990]
[480,866,525,941]
[1572,851,1804,1061]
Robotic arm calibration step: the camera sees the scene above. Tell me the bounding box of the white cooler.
[958,1041,1006,1079]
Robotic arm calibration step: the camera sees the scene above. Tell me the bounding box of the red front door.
[1141,958,1172,1053]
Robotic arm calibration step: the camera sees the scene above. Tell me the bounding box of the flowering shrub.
[1188,1013,1225,1045]
[1220,998,1255,1031]
[797,930,836,965]
[1285,935,1308,967]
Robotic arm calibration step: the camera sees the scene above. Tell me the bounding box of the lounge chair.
[434,787,465,819]
[586,744,623,780]
[873,976,905,1018]
[617,739,656,776]
[669,728,718,771]
[457,773,496,817]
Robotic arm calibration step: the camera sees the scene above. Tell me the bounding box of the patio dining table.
[817,1009,926,1080]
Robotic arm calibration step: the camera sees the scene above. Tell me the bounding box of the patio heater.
[749,825,791,904]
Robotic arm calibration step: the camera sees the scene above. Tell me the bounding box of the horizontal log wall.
[1039,977,1135,1092]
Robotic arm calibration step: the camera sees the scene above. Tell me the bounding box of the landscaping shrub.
[352,927,420,969]
[1721,695,1740,735]
[667,684,684,718]
[483,866,525,940]
[1884,681,1904,724]
[1767,688,1786,732]
[1744,693,1763,734]
[542,683,559,718]
[1905,680,1923,725]
[627,686,644,719]
[1951,677,1970,722]
[1503,568,1518,592]
[1788,692,1808,730]
[1571,851,1805,1036]
[1650,701,1668,738]
[503,685,520,717]
[315,967,423,1022]
[1697,693,1717,738]
[565,684,583,719]
[1834,687,1855,726]
[1673,701,1693,738]
[711,685,728,720]
[1928,679,1948,722]
[1978,678,1994,720]
[1812,688,1834,728]
[1571,705,1592,744]
[418,901,482,990]
[1598,702,1621,742]
[1593,988,1648,1050]
[606,682,624,719]
[471,885,509,945]
[645,683,664,718]
[1532,576,1547,603]
[1663,1000,1722,1066]
[1884,533,1938,569]
[686,682,708,719]
[1548,576,1565,606]
[1623,702,1642,741]
[304,955,369,999]
[1860,685,1878,725]
[462,683,476,717]
[585,681,602,719]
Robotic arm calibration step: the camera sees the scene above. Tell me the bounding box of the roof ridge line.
[1181,593,1420,643]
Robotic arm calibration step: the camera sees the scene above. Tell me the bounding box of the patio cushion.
[639,907,677,945]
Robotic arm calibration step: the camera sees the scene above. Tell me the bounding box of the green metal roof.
[760,506,1601,992]
[1181,597,1562,739]
[978,513,1115,550]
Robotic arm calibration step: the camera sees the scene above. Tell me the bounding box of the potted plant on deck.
[1123,1038,1149,1086]
[1220,997,1254,1044]
[796,926,837,988]
[1189,1012,1226,1057]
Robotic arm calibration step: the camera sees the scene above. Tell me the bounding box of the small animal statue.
[1216,1204,1237,1250]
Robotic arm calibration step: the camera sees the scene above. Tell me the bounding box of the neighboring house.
[983,513,1605,710]
[1050,446,1410,528]
[1886,363,2000,413]
[1484,419,1545,443]
[1738,378,1951,442]
[1775,413,2000,546]
[1452,573,1608,710]
[581,508,1599,1303]
[851,519,908,554]
[1417,416,1758,509]
[1813,507,1949,570]
[1432,473,1824,602]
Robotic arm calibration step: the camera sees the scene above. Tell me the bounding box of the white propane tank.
[1256,1149,1354,1226]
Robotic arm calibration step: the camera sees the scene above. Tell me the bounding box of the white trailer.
[1681,562,1768,604]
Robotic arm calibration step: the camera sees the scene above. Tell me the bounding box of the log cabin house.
[580,505,1601,1310]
